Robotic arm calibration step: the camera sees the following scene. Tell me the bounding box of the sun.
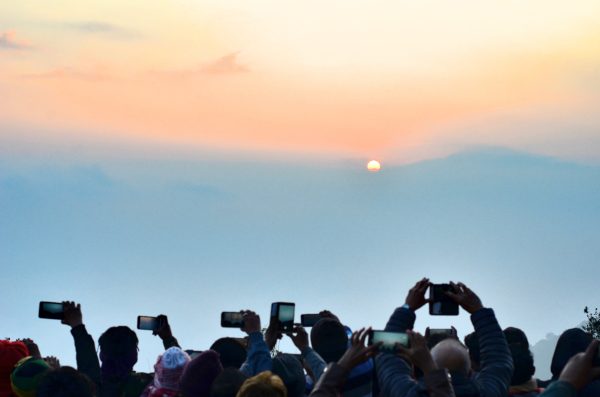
[367,160,381,172]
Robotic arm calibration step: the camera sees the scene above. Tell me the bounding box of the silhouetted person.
[503,327,541,396]
[376,278,513,397]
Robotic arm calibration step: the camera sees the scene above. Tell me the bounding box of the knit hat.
[0,340,29,397]
[10,357,51,397]
[154,347,190,390]
[271,354,305,397]
[179,350,223,397]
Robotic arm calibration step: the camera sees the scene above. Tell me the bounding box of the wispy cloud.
[200,52,249,74]
[0,31,33,50]
[64,21,139,39]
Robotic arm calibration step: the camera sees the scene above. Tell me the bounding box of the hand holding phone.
[62,301,83,328]
[404,278,431,311]
[429,284,459,316]
[444,282,483,314]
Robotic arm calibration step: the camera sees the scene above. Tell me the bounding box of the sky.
[1,0,600,375]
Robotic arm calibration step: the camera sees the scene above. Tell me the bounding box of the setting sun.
[367,160,381,172]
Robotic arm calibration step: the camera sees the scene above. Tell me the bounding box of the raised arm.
[153,314,181,349]
[446,282,513,397]
[62,301,102,386]
[287,325,327,381]
[239,310,273,376]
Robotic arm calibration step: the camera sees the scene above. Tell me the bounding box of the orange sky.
[2,1,600,162]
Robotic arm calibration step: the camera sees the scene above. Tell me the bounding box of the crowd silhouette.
[1,279,599,397]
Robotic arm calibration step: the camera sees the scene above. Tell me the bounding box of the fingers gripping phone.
[429,284,459,316]
[271,302,295,332]
[368,330,410,353]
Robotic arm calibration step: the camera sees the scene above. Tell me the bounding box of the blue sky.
[1,144,598,373]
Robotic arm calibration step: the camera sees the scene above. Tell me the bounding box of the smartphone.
[271,302,295,332]
[429,284,459,316]
[368,330,410,353]
[221,311,244,328]
[429,328,453,336]
[300,314,322,327]
[137,316,160,331]
[38,302,65,320]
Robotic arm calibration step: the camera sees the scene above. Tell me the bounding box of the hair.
[551,328,592,379]
[310,319,348,363]
[98,326,139,357]
[508,344,536,385]
[210,338,247,369]
[236,371,287,397]
[210,368,248,397]
[36,367,96,397]
[464,332,480,372]
[504,327,530,348]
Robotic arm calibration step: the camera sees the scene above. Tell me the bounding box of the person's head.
[271,354,305,397]
[502,327,535,386]
[10,356,50,397]
[0,340,29,396]
[310,319,347,363]
[98,326,139,380]
[210,338,247,369]
[551,328,593,379]
[210,368,248,397]
[236,371,287,397]
[36,367,95,397]
[153,347,190,391]
[504,327,530,348]
[180,350,223,397]
[463,332,480,372]
[430,338,471,376]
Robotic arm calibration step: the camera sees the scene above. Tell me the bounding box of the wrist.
[401,303,415,312]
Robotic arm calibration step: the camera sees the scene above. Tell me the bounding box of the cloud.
[0,31,32,50]
[21,67,109,82]
[64,21,139,39]
[200,52,249,74]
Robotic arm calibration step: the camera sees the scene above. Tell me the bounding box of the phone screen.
[369,331,409,352]
[278,304,295,323]
[221,312,244,328]
[429,328,452,336]
[137,316,159,331]
[429,284,459,316]
[39,302,64,320]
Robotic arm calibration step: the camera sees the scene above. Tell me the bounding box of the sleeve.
[384,306,416,332]
[471,308,514,397]
[375,306,421,397]
[161,336,180,350]
[239,331,273,376]
[423,368,456,397]
[70,324,102,385]
[539,381,577,397]
[301,346,327,382]
[309,363,348,397]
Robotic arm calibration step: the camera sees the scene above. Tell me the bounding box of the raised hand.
[265,316,282,350]
[559,339,600,390]
[445,282,483,314]
[337,328,378,372]
[44,356,61,369]
[19,338,41,358]
[405,278,431,311]
[396,330,437,374]
[287,326,309,351]
[241,310,261,335]
[153,314,173,340]
[61,301,83,328]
